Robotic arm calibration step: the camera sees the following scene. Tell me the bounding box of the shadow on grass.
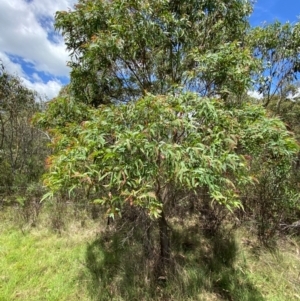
[82,226,265,301]
[83,230,156,301]
[203,231,264,301]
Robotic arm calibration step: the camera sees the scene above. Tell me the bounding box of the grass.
[0,230,92,301]
[0,208,98,301]
[242,238,300,300]
[1,208,300,300]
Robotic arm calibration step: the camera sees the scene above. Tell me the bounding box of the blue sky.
[251,0,300,26]
[0,0,299,100]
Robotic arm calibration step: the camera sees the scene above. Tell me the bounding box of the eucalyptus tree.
[36,92,298,264]
[248,21,300,109]
[36,0,300,265]
[55,0,254,105]
[0,63,48,196]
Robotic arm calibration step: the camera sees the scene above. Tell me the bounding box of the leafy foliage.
[248,21,300,107]
[31,1,300,253]
[0,62,48,196]
[55,0,253,105]
[37,93,298,219]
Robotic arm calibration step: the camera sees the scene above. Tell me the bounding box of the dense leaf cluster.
[36,93,298,218]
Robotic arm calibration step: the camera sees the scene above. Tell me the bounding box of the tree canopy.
[55,0,253,105]
[248,21,300,108]
[37,92,298,217]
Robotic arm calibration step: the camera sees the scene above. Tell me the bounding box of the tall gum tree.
[55,0,253,105]
[248,21,300,109]
[35,0,299,267]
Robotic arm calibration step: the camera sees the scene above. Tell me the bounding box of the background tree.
[0,62,48,203]
[242,21,300,239]
[55,0,253,105]
[248,21,300,109]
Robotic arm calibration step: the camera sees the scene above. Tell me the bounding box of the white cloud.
[287,88,300,102]
[0,0,73,76]
[0,51,25,77]
[247,90,263,100]
[0,0,77,99]
[28,0,76,20]
[22,78,62,100]
[0,50,62,100]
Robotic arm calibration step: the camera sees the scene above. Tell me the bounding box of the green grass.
[0,213,97,301]
[1,209,300,301]
[242,238,300,301]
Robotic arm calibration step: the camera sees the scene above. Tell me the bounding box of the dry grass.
[1,207,300,300]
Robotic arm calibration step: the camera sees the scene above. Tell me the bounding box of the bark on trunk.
[142,213,153,258]
[159,211,170,267]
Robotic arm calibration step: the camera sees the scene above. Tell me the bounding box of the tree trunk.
[158,211,170,268]
[143,223,153,258]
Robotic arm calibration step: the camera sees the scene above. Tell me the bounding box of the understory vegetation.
[1,206,300,301]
